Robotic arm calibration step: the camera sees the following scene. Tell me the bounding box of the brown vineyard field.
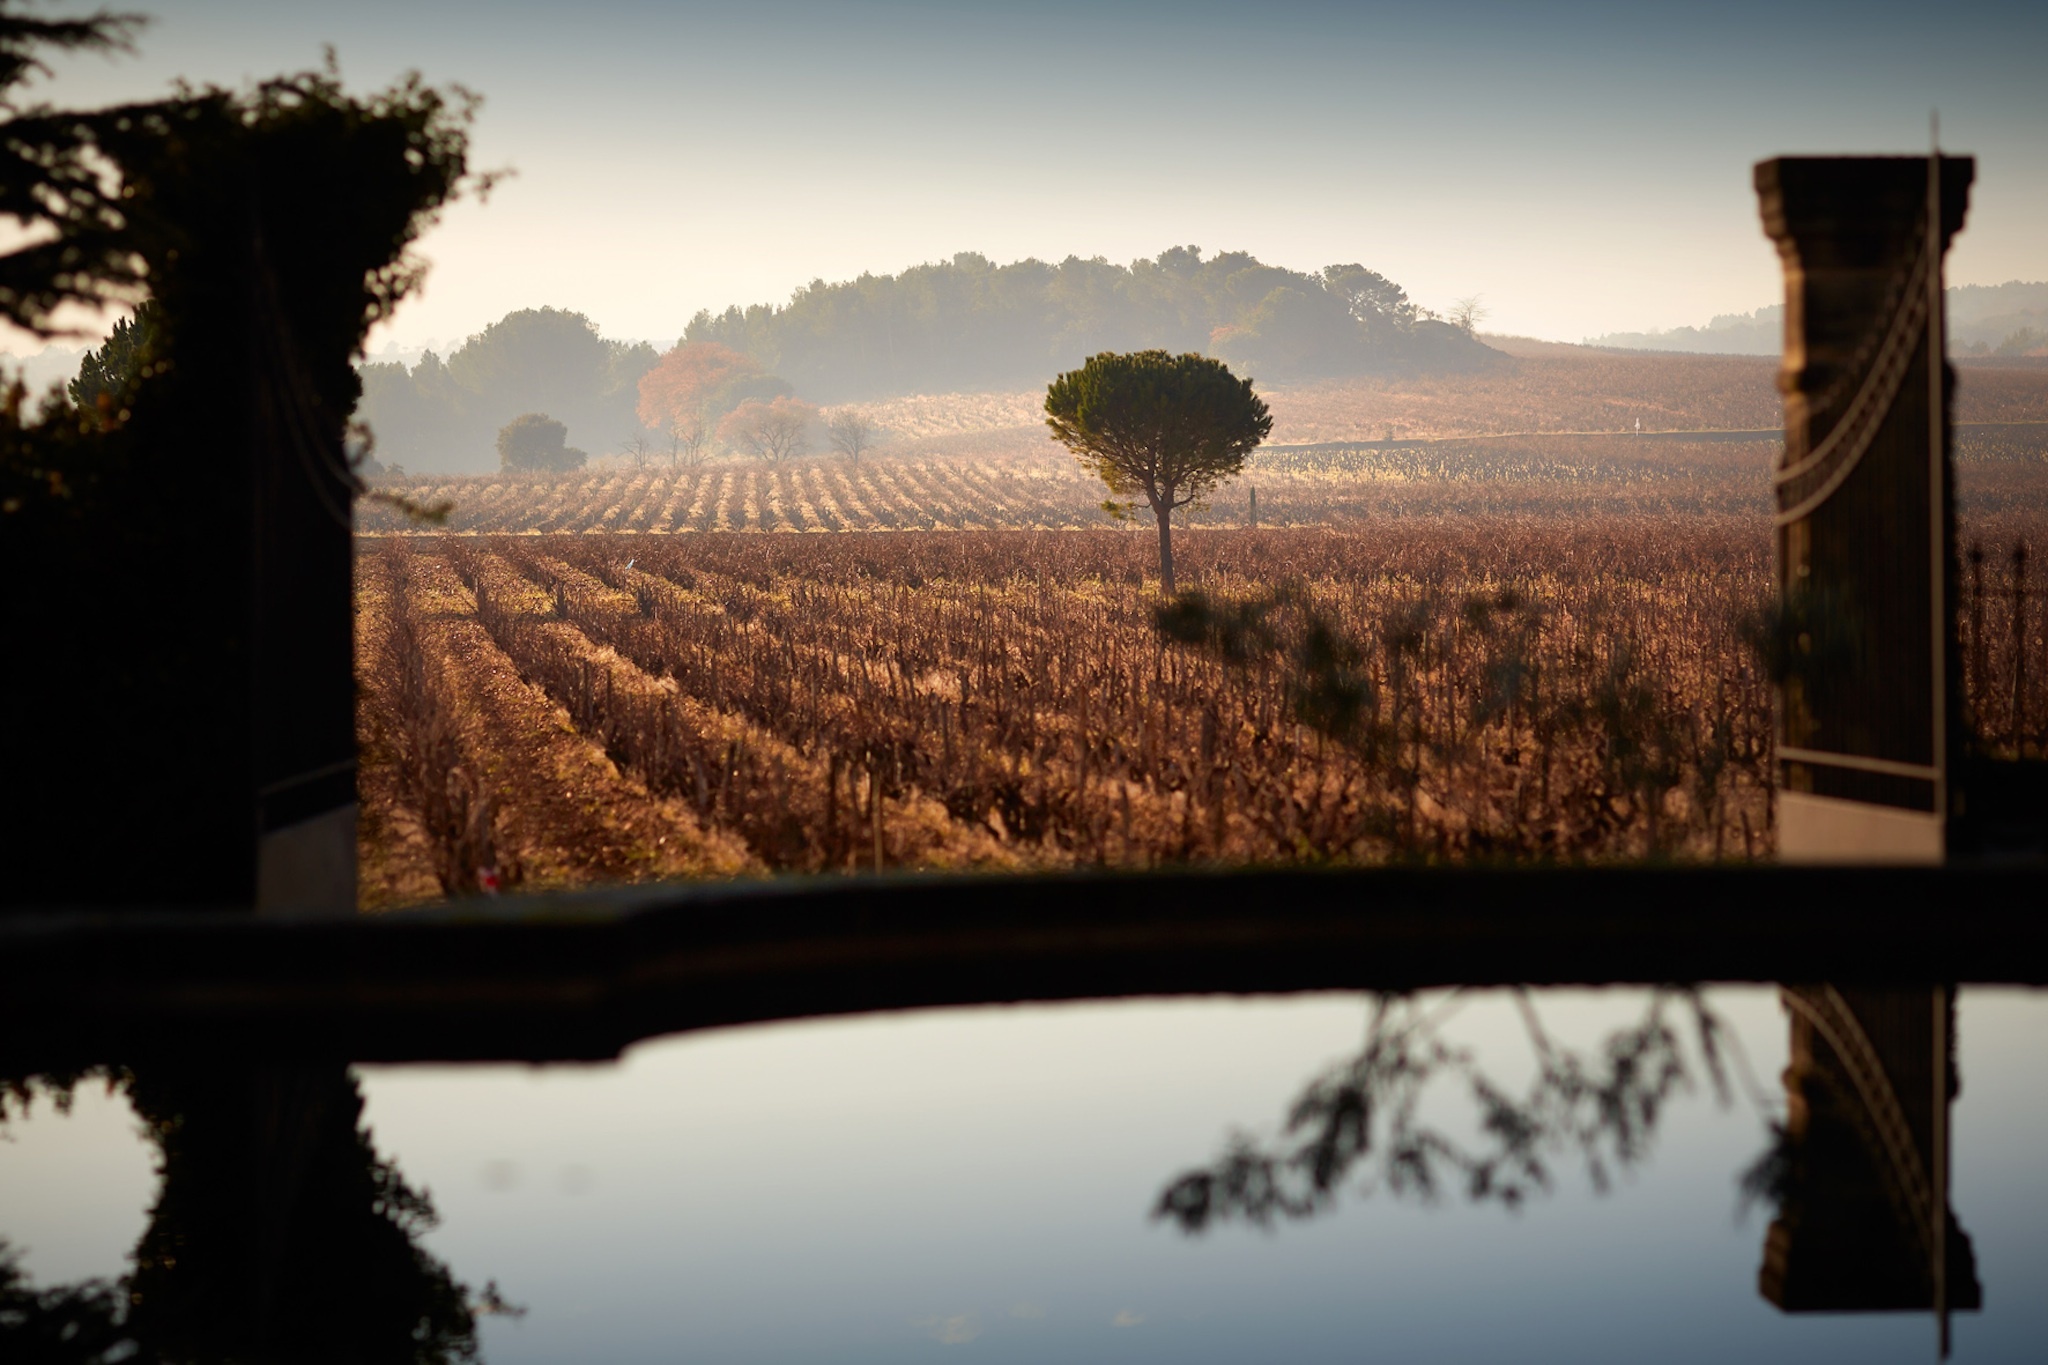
[355,512,2047,907]
[356,350,2048,535]
[353,351,2048,906]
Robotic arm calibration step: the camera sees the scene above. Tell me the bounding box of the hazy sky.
[10,0,2047,357]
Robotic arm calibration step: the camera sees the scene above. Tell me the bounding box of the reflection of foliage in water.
[1157,988,1774,1232]
[125,1068,483,1364]
[1736,1121,1798,1220]
[0,1237,129,1363]
[2,1068,490,1364]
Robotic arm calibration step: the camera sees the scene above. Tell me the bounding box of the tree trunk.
[1152,496,1175,596]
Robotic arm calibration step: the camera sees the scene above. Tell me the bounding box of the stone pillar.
[1756,156,1973,862]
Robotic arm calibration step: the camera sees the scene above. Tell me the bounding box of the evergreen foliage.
[495,411,586,472]
[66,299,162,428]
[1994,326,2045,358]
[0,8,492,1346]
[1045,349,1271,594]
[358,307,654,471]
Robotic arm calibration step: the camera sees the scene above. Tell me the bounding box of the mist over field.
[350,249,1508,472]
[3,0,2040,480]
[338,264,2048,476]
[1590,280,2048,356]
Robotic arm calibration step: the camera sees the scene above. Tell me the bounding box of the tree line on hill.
[685,247,1495,401]
[355,307,654,474]
[353,249,1495,474]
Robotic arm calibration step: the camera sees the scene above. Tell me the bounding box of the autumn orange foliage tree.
[636,341,787,435]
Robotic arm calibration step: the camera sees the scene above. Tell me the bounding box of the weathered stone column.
[1756,155,1972,862]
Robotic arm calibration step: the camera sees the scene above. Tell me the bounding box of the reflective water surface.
[5,988,2044,1362]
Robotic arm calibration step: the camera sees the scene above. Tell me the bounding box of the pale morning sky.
[7,0,2045,357]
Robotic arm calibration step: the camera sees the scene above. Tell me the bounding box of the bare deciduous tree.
[671,409,710,468]
[718,396,815,463]
[826,407,878,466]
[1448,295,1489,334]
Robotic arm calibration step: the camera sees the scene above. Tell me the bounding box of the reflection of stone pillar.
[124,1066,477,1362]
[1759,986,1978,1324]
[1756,156,1972,862]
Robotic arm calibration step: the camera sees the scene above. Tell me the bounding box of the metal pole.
[1933,984,1951,1358]
[1928,121,1951,1356]
[2015,542,2030,752]
[1969,544,1985,730]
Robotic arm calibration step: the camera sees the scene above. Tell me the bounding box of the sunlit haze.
[9,0,2048,355]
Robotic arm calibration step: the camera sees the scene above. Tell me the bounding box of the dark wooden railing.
[4,863,2043,1073]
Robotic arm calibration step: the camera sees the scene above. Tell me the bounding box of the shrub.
[496,412,587,473]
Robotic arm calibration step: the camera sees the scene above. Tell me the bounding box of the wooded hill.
[357,307,654,473]
[685,248,1498,401]
[354,252,1497,471]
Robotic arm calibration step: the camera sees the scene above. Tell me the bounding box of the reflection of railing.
[1761,984,1978,1339]
[5,865,2046,1071]
[1778,986,1934,1264]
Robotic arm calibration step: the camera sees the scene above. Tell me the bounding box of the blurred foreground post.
[1756,154,1972,862]
[240,233,361,914]
[3,75,473,913]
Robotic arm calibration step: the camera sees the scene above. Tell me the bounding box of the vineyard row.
[355,441,1809,536]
